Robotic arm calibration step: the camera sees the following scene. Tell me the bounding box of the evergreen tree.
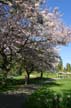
[57,58,64,72]
[66,63,71,72]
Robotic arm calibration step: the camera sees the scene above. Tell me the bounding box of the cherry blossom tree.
[0,0,71,83]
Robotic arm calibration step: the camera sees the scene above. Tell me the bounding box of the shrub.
[25,87,71,108]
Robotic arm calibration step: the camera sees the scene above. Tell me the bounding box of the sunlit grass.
[45,79,71,94]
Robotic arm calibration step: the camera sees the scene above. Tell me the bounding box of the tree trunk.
[27,72,30,84]
[25,71,30,84]
[40,71,43,79]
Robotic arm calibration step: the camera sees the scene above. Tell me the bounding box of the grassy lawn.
[0,72,71,94]
[25,78,71,108]
[1,72,71,108]
[45,79,71,94]
[6,71,58,80]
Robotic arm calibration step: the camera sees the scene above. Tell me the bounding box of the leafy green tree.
[56,58,64,72]
[65,63,71,72]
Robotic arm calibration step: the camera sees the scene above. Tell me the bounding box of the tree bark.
[25,71,30,84]
[40,71,43,79]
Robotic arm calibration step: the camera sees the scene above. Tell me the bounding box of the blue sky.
[45,0,71,66]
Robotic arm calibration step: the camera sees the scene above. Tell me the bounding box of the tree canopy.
[0,0,71,82]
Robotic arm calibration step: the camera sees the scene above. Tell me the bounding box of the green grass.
[30,72,71,94]
[25,79,71,108]
[1,72,71,94]
[48,79,71,94]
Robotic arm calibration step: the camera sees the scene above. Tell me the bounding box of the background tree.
[65,63,71,72]
[56,57,64,72]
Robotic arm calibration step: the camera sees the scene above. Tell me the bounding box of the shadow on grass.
[28,77,62,88]
[0,77,62,92]
[25,89,71,108]
[62,89,71,98]
[0,77,64,108]
[0,78,25,92]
